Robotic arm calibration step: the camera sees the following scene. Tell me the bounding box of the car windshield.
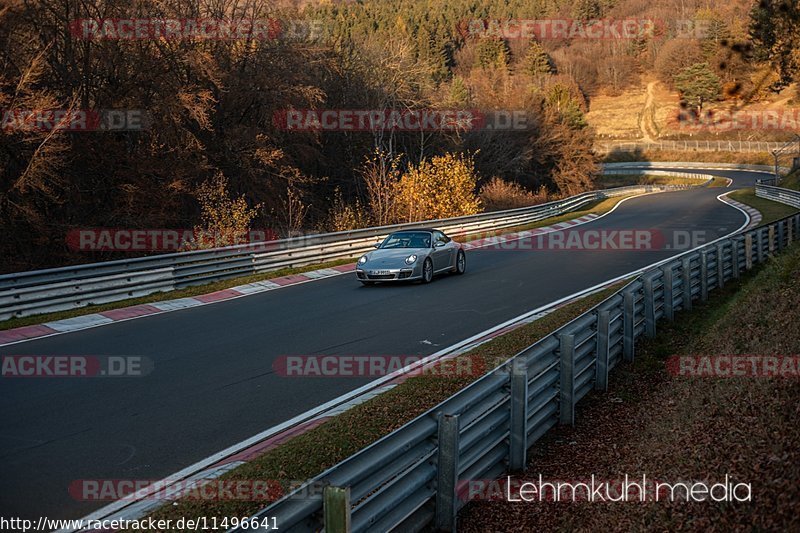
[379,231,431,249]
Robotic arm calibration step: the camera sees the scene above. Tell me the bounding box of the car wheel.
[454,250,466,275]
[360,281,375,286]
[422,258,433,283]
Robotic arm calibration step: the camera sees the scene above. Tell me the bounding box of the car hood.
[365,248,428,266]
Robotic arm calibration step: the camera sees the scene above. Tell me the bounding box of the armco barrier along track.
[236,186,800,532]
[0,172,710,321]
[757,184,800,208]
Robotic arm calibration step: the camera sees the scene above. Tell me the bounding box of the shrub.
[479,177,549,211]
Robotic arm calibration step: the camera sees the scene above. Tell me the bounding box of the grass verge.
[708,176,731,187]
[596,174,710,188]
[463,194,633,243]
[602,149,773,166]
[779,170,799,191]
[131,282,625,529]
[728,188,799,225]
[459,240,800,532]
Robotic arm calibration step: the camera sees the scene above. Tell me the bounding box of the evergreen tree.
[572,0,602,19]
[448,76,470,107]
[546,83,588,129]
[523,41,554,77]
[698,14,731,57]
[475,37,510,70]
[674,63,721,112]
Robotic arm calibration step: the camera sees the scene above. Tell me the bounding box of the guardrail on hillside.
[757,184,800,209]
[235,202,800,533]
[0,174,710,321]
[596,139,791,154]
[602,161,791,174]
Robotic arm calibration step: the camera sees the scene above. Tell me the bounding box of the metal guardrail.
[0,174,711,321]
[602,161,791,174]
[757,184,800,209]
[596,140,791,154]
[235,205,800,533]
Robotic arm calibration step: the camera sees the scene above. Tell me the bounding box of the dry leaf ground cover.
[460,240,800,532]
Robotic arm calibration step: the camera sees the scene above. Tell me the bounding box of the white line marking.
[149,298,204,312]
[46,314,114,332]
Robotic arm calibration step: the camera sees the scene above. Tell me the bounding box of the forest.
[0,0,795,271]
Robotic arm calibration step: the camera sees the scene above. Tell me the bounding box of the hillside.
[1,0,797,272]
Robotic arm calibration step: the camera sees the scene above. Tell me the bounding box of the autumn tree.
[750,0,800,90]
[359,149,403,226]
[395,153,482,222]
[654,39,704,87]
[326,188,369,232]
[190,173,262,249]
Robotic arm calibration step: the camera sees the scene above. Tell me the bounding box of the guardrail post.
[681,257,692,311]
[731,239,740,280]
[661,265,674,320]
[745,234,753,270]
[324,486,351,533]
[716,243,725,288]
[768,226,776,255]
[699,251,708,302]
[789,218,794,246]
[509,359,528,472]
[623,290,635,362]
[436,413,460,532]
[757,229,765,264]
[777,221,785,252]
[559,334,576,426]
[643,277,656,338]
[595,310,610,391]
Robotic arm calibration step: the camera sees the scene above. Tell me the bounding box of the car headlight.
[358,255,368,265]
[405,254,417,264]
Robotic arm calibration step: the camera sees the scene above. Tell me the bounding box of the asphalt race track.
[0,167,763,519]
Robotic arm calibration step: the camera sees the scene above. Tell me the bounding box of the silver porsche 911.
[356,228,466,285]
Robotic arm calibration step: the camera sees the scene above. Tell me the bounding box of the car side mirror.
[434,241,445,248]
[373,242,381,249]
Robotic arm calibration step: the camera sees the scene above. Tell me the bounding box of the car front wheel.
[454,250,466,275]
[422,258,433,283]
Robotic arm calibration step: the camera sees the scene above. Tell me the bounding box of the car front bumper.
[356,265,421,281]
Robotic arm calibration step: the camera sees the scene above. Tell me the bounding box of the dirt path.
[639,81,658,142]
